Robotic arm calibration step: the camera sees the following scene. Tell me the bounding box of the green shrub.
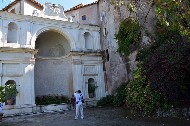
[35,95,69,105]
[0,86,5,103]
[137,22,190,105]
[136,0,190,106]
[140,41,190,104]
[115,0,190,113]
[113,83,127,106]
[5,83,18,100]
[115,18,141,55]
[97,84,127,107]
[126,64,168,113]
[96,95,114,107]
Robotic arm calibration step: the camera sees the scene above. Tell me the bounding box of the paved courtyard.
[0,107,190,126]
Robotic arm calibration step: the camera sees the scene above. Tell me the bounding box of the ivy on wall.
[115,18,141,56]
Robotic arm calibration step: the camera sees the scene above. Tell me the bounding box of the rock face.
[98,0,156,94]
[98,0,128,94]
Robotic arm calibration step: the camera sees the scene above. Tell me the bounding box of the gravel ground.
[0,107,190,126]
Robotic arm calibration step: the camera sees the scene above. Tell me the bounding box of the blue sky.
[0,0,96,10]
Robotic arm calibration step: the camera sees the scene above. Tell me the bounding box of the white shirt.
[74,93,83,105]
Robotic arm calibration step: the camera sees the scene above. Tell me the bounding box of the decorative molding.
[70,51,103,56]
[43,3,68,21]
[1,74,23,77]
[35,53,71,60]
[72,59,82,65]
[83,74,98,76]
[0,11,100,31]
[0,47,38,54]
[84,65,96,74]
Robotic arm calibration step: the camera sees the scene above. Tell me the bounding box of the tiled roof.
[65,0,99,13]
[2,0,43,11]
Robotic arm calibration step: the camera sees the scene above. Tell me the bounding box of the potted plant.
[0,86,5,122]
[5,84,18,105]
[88,83,98,98]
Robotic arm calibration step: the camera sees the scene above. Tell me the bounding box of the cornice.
[0,47,38,54]
[70,51,103,56]
[0,11,100,31]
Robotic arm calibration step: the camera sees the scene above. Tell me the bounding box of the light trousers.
[75,103,84,119]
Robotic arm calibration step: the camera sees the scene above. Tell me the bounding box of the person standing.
[0,102,3,122]
[74,90,84,120]
[70,94,76,110]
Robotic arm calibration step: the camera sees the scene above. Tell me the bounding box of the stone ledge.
[2,103,68,117]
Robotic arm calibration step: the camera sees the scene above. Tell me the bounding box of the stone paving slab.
[0,107,190,126]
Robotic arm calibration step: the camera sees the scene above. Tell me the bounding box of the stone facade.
[0,1,106,115]
[64,0,129,95]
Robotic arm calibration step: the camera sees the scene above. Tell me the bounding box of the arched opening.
[88,78,97,98]
[35,30,70,57]
[7,22,18,43]
[5,80,17,105]
[34,30,72,99]
[84,32,93,49]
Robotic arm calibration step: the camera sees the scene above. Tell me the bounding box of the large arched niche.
[34,30,73,98]
[35,30,71,57]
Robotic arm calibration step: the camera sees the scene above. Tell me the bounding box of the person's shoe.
[81,117,84,119]
[74,117,78,120]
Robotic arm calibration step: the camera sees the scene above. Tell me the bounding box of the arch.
[7,22,18,43]
[88,78,96,98]
[5,80,17,105]
[84,32,93,49]
[34,27,73,97]
[88,78,95,84]
[31,26,75,49]
[35,30,70,57]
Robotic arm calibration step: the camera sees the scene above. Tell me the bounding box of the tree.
[114,0,190,112]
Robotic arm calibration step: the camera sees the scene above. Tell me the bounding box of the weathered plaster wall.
[34,58,72,96]
[65,4,99,25]
[24,1,42,16]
